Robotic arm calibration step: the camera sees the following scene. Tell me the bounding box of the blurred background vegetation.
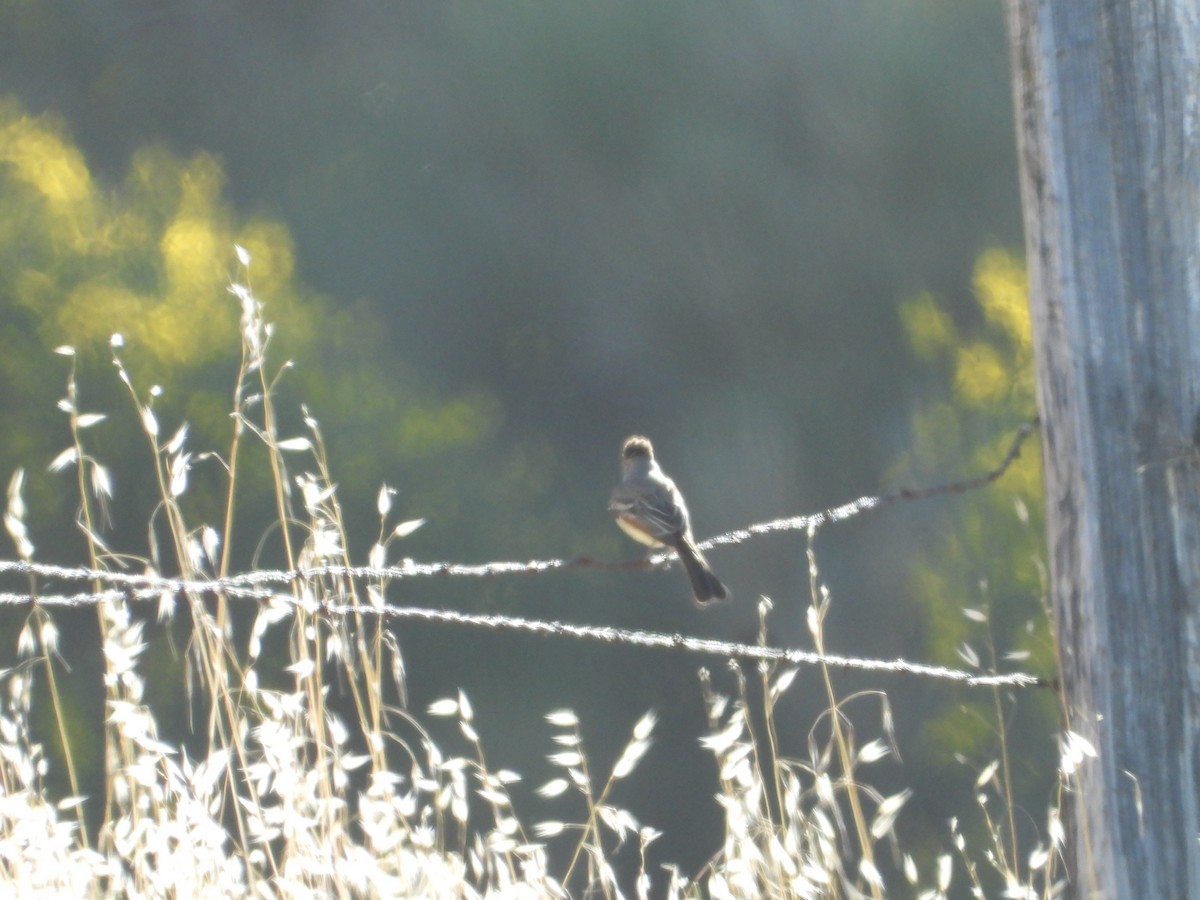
[0,0,1054,884]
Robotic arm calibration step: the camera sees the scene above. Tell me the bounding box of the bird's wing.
[610,478,687,539]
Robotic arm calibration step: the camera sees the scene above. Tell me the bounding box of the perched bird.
[609,435,729,607]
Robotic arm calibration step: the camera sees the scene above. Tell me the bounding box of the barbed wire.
[0,416,1040,588]
[0,587,1045,689]
[0,418,1046,690]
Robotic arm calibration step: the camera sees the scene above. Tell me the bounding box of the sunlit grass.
[0,250,1080,897]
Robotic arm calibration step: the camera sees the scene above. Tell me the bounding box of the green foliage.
[0,98,501,563]
[2,106,240,365]
[0,102,280,462]
[898,247,1056,762]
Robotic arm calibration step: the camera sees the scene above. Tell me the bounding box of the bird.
[609,435,729,607]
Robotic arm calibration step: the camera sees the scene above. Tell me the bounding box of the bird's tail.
[673,535,730,607]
